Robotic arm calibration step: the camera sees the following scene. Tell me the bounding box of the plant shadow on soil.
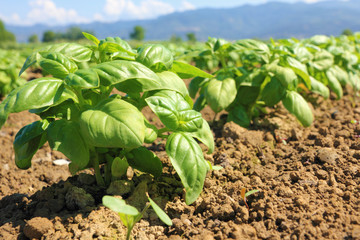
[0,158,186,239]
[1,89,360,239]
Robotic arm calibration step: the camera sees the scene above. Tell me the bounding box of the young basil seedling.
[241,188,260,209]
[102,195,172,240]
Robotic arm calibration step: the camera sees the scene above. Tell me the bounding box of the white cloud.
[179,0,196,12]
[301,0,327,3]
[93,13,105,22]
[0,13,22,25]
[102,0,176,20]
[26,0,89,25]
[3,0,90,26]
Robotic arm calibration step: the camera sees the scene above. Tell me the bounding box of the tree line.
[0,18,198,44]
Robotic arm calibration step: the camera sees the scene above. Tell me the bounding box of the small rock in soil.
[252,221,269,239]
[106,179,134,196]
[294,196,308,208]
[231,224,258,240]
[290,172,301,182]
[277,186,293,198]
[77,173,96,185]
[264,132,274,141]
[315,169,328,180]
[211,203,234,220]
[328,173,338,187]
[168,235,182,240]
[222,122,244,140]
[335,129,350,138]
[315,137,333,147]
[352,226,360,239]
[52,159,70,166]
[222,122,263,146]
[23,217,53,240]
[65,186,95,210]
[291,128,303,140]
[311,215,323,226]
[126,180,148,210]
[317,148,338,165]
[47,197,65,213]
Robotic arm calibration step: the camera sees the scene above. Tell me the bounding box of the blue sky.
[0,0,333,26]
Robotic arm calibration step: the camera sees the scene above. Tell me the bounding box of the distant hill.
[6,0,360,42]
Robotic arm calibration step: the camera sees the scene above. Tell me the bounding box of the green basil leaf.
[43,43,93,62]
[309,35,330,46]
[119,71,189,98]
[184,94,194,109]
[227,105,251,128]
[189,77,209,99]
[325,69,343,99]
[47,119,90,174]
[310,76,329,99]
[82,32,100,45]
[14,120,49,169]
[19,43,92,75]
[152,90,190,111]
[213,38,231,52]
[245,189,260,198]
[170,61,213,79]
[136,44,173,71]
[193,94,206,112]
[80,98,145,148]
[146,96,179,130]
[205,77,237,113]
[327,66,349,86]
[148,197,172,226]
[311,50,334,71]
[166,133,207,205]
[186,119,214,154]
[155,71,189,97]
[235,86,260,106]
[233,39,270,63]
[11,78,66,112]
[102,196,139,216]
[93,60,160,87]
[282,91,313,127]
[144,119,158,143]
[38,99,80,120]
[0,108,6,129]
[266,64,298,91]
[126,147,162,178]
[111,157,129,178]
[146,94,201,132]
[0,78,68,128]
[19,52,41,76]
[65,68,100,89]
[293,45,312,63]
[286,57,311,89]
[99,37,136,56]
[177,110,203,132]
[237,68,266,87]
[349,72,360,90]
[39,52,78,79]
[0,71,11,86]
[286,57,308,75]
[82,89,103,106]
[261,78,286,107]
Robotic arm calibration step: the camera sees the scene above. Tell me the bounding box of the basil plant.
[0,33,214,205]
[190,38,315,128]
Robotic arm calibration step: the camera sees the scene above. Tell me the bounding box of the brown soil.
[1,90,360,240]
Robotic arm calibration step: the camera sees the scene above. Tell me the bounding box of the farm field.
[0,34,359,239]
[0,85,360,239]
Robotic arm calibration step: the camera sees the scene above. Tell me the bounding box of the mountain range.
[6,0,360,42]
